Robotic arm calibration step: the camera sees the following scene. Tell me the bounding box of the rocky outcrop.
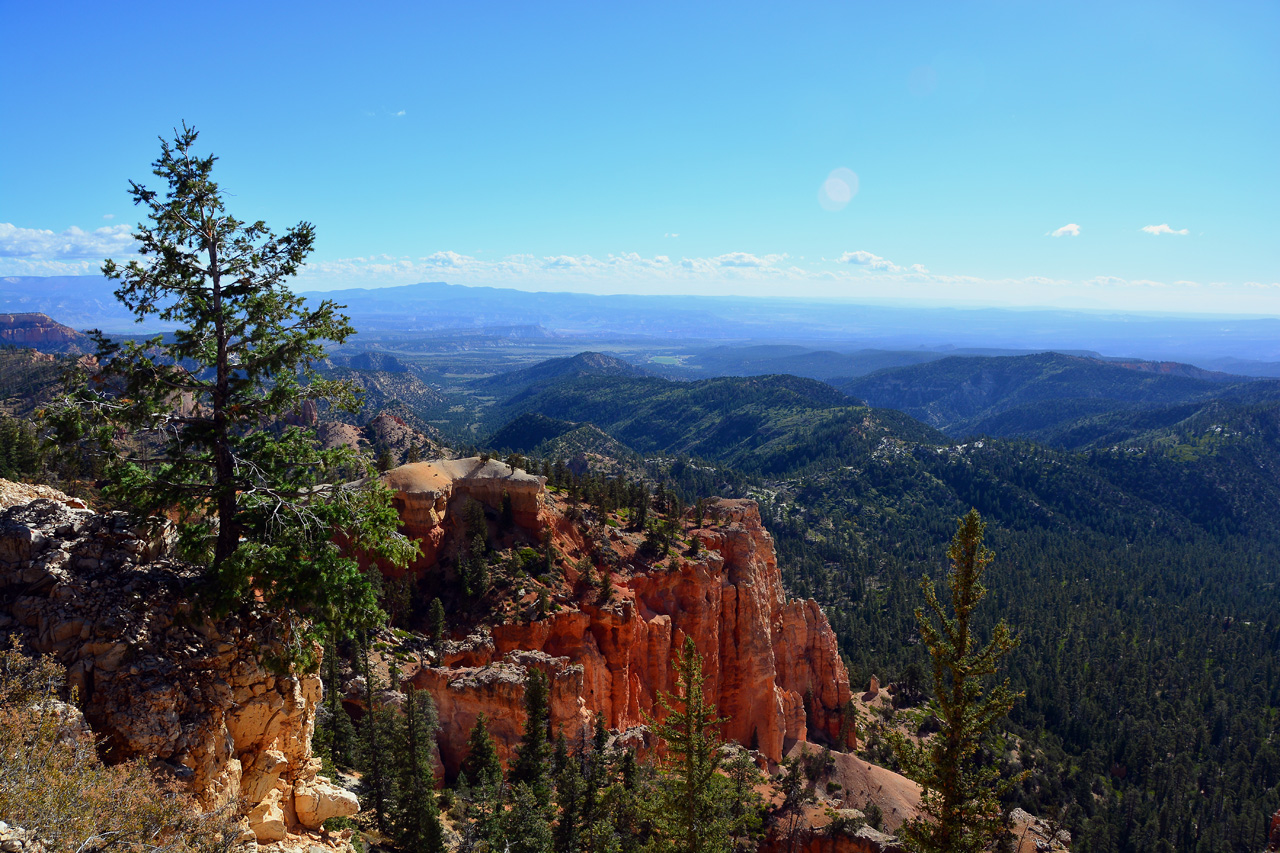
[396,492,852,773]
[0,479,87,512]
[0,313,89,353]
[777,827,907,853]
[365,411,434,463]
[381,458,546,569]
[0,499,350,843]
[409,648,592,773]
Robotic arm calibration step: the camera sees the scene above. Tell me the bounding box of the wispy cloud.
[664,232,679,238]
[102,214,115,220]
[0,222,136,260]
[1141,223,1189,236]
[1048,223,1081,238]
[714,252,786,268]
[394,110,406,117]
[838,250,901,272]
[276,250,1280,314]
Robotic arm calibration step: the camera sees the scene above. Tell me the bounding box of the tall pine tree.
[391,686,445,853]
[47,125,416,650]
[511,668,554,807]
[891,509,1022,853]
[649,636,731,853]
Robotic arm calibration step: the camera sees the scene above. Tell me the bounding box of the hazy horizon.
[2,3,1277,316]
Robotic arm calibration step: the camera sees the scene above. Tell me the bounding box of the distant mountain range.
[6,275,1280,371]
[474,351,651,403]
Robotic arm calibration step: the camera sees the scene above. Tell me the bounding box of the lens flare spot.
[818,167,859,211]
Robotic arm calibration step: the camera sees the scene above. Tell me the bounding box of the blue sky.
[2,1,1277,314]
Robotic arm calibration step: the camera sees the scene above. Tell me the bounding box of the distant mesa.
[0,312,91,354]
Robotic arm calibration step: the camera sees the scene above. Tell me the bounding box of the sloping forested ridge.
[838,351,1280,450]
[495,372,1280,853]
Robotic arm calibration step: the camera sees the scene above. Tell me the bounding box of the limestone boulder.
[247,788,287,843]
[294,778,360,829]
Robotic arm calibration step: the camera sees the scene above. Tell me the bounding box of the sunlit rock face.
[380,457,546,568]
[0,312,89,352]
[0,498,353,843]
[385,485,853,772]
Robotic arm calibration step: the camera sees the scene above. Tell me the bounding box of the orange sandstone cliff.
[379,459,854,773]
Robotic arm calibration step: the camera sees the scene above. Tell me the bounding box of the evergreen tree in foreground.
[512,668,554,807]
[392,686,445,853]
[892,509,1022,853]
[459,713,505,851]
[650,636,732,853]
[47,125,416,648]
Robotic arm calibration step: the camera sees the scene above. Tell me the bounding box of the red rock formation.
[0,312,89,352]
[381,458,546,569]
[397,491,853,774]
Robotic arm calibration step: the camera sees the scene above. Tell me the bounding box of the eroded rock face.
[400,496,853,771]
[408,648,591,774]
[0,499,346,840]
[0,313,89,353]
[381,458,546,568]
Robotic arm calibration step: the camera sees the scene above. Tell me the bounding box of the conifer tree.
[427,597,447,652]
[359,634,394,834]
[613,749,649,853]
[579,712,613,852]
[47,125,416,648]
[553,733,586,853]
[650,636,731,853]
[504,783,554,853]
[459,713,504,851]
[512,669,554,807]
[461,713,504,791]
[392,686,445,853]
[891,509,1022,853]
[315,631,357,768]
[723,751,765,852]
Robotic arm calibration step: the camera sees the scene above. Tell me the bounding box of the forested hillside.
[838,352,1279,448]
[486,367,1280,853]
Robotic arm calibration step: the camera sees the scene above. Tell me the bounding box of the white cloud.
[543,254,599,269]
[838,250,901,272]
[278,249,1280,315]
[394,110,406,117]
[1141,223,1189,236]
[713,252,785,268]
[0,222,137,260]
[102,214,115,220]
[664,232,679,238]
[419,250,476,268]
[1048,223,1081,238]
